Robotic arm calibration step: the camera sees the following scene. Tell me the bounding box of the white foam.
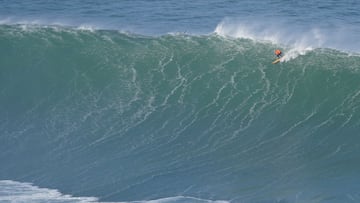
[0,180,99,202]
[281,46,313,62]
[214,18,359,60]
[0,17,100,31]
[77,24,96,32]
[0,180,229,203]
[214,19,282,44]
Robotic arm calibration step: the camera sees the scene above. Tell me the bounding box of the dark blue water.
[1,1,360,203]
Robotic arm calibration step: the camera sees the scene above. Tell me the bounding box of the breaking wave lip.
[0,180,229,203]
[1,15,360,54]
[0,17,125,33]
[0,21,356,65]
[0,20,358,65]
[0,18,103,33]
[214,18,360,61]
[214,19,319,62]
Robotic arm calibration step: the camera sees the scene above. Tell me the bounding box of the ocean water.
[1,1,360,203]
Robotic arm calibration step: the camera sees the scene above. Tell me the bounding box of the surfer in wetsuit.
[275,49,282,58]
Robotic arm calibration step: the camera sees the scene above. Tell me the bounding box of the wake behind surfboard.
[272,57,281,64]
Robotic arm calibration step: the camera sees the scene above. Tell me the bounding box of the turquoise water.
[1,1,360,203]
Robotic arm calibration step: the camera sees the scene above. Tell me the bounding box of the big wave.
[1,25,360,203]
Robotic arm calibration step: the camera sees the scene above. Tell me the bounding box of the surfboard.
[272,58,281,64]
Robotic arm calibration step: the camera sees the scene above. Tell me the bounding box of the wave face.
[1,25,360,203]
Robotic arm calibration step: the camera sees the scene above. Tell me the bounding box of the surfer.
[274,49,282,58]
